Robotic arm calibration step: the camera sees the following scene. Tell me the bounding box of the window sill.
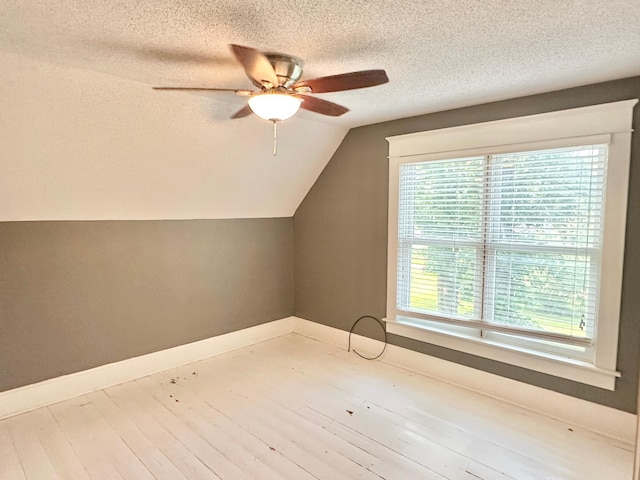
[384,318,620,390]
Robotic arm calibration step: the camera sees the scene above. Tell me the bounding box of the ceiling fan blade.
[153,87,253,96]
[229,44,279,88]
[293,69,388,93]
[231,104,254,119]
[294,95,349,117]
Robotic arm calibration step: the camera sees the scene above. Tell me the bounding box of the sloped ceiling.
[0,51,346,220]
[1,1,639,220]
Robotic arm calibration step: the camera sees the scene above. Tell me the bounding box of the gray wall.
[294,76,640,413]
[0,218,294,392]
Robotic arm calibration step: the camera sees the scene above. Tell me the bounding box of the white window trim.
[386,100,637,390]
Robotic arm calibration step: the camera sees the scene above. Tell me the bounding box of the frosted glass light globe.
[248,93,302,121]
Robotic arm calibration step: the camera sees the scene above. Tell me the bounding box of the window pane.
[399,157,484,241]
[406,244,478,319]
[489,145,606,248]
[489,250,594,338]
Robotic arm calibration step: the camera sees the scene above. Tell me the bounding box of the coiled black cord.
[348,315,387,360]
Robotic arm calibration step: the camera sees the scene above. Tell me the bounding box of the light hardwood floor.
[0,334,633,479]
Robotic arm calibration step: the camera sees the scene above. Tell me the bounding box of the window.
[386,100,637,390]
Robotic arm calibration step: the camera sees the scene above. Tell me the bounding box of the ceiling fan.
[154,44,389,120]
[153,44,389,153]
[153,44,389,155]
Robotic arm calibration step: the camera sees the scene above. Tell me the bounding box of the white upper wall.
[0,52,347,220]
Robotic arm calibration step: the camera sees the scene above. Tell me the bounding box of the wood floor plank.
[297,405,450,480]
[135,375,289,480]
[49,396,129,480]
[15,407,90,480]
[141,370,366,480]
[136,372,322,480]
[163,366,435,480]
[119,379,252,480]
[146,370,360,480]
[225,391,445,480]
[229,383,442,480]
[86,389,190,480]
[0,421,26,480]
[62,395,157,480]
[6,411,61,480]
[104,384,221,480]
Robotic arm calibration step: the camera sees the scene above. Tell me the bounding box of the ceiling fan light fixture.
[248,93,301,121]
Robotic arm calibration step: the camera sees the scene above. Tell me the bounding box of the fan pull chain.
[272,120,278,156]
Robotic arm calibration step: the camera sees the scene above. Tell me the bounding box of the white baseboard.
[1,315,635,445]
[292,316,637,445]
[0,317,294,420]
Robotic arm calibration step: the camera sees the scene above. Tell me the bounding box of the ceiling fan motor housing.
[262,53,304,89]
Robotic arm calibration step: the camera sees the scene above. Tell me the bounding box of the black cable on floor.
[348,315,387,360]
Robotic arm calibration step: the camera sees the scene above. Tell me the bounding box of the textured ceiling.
[2,0,639,128]
[1,1,639,220]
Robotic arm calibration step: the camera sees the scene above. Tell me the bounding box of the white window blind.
[396,144,607,348]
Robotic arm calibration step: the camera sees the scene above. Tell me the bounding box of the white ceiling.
[1,0,639,220]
